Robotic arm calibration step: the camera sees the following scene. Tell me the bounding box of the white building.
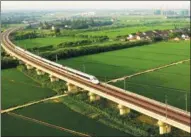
[51,26,55,30]
[181,34,189,40]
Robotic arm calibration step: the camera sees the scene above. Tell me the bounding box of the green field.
[1,68,128,136]
[14,102,129,136]
[14,36,85,49]
[58,40,190,81]
[58,40,190,110]
[1,113,73,136]
[112,62,190,111]
[1,68,56,109]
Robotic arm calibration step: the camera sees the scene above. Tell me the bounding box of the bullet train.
[15,46,100,84]
[64,66,99,84]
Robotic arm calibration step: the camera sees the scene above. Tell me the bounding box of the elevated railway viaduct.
[1,27,190,134]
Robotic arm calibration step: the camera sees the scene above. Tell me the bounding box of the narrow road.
[107,59,190,83]
[1,94,68,114]
[8,112,91,137]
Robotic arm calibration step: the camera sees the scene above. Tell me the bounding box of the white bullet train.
[64,66,99,84]
[15,46,100,84]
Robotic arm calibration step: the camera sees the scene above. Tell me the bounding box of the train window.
[91,77,97,80]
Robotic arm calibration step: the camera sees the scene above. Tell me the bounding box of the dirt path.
[8,112,91,137]
[1,94,68,114]
[107,59,190,83]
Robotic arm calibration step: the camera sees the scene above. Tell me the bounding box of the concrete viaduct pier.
[118,104,131,115]
[49,75,59,82]
[88,92,100,102]
[36,69,45,75]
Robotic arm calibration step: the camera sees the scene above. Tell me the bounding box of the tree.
[54,28,61,36]
[169,32,181,39]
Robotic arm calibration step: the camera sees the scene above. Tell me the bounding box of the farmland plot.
[1,68,56,109]
[58,40,190,110]
[58,40,190,81]
[13,102,129,136]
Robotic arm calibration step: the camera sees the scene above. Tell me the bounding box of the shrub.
[1,56,19,69]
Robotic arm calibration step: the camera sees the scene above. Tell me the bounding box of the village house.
[169,29,174,33]
[135,32,146,40]
[181,34,190,40]
[154,30,170,39]
[174,37,180,41]
[142,31,155,40]
[127,33,137,41]
[22,20,28,24]
[152,30,163,39]
[174,28,190,39]
[173,28,184,35]
[126,27,189,42]
[51,25,55,30]
[120,38,126,42]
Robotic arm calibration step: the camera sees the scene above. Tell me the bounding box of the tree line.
[40,40,150,61]
[12,29,61,40]
[39,18,113,30]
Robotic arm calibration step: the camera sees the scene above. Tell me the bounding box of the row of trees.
[13,31,38,40]
[28,45,54,52]
[57,36,109,48]
[13,28,61,40]
[57,40,93,48]
[40,40,150,60]
[39,18,113,30]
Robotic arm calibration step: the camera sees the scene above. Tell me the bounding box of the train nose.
[95,80,99,84]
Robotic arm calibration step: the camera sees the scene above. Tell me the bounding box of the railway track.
[1,28,190,130]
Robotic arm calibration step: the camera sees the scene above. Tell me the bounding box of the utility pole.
[83,64,85,72]
[165,95,168,119]
[185,92,187,112]
[104,76,107,88]
[83,57,86,73]
[124,78,126,90]
[55,54,58,62]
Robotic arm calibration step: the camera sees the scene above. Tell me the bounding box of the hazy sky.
[1,1,190,11]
